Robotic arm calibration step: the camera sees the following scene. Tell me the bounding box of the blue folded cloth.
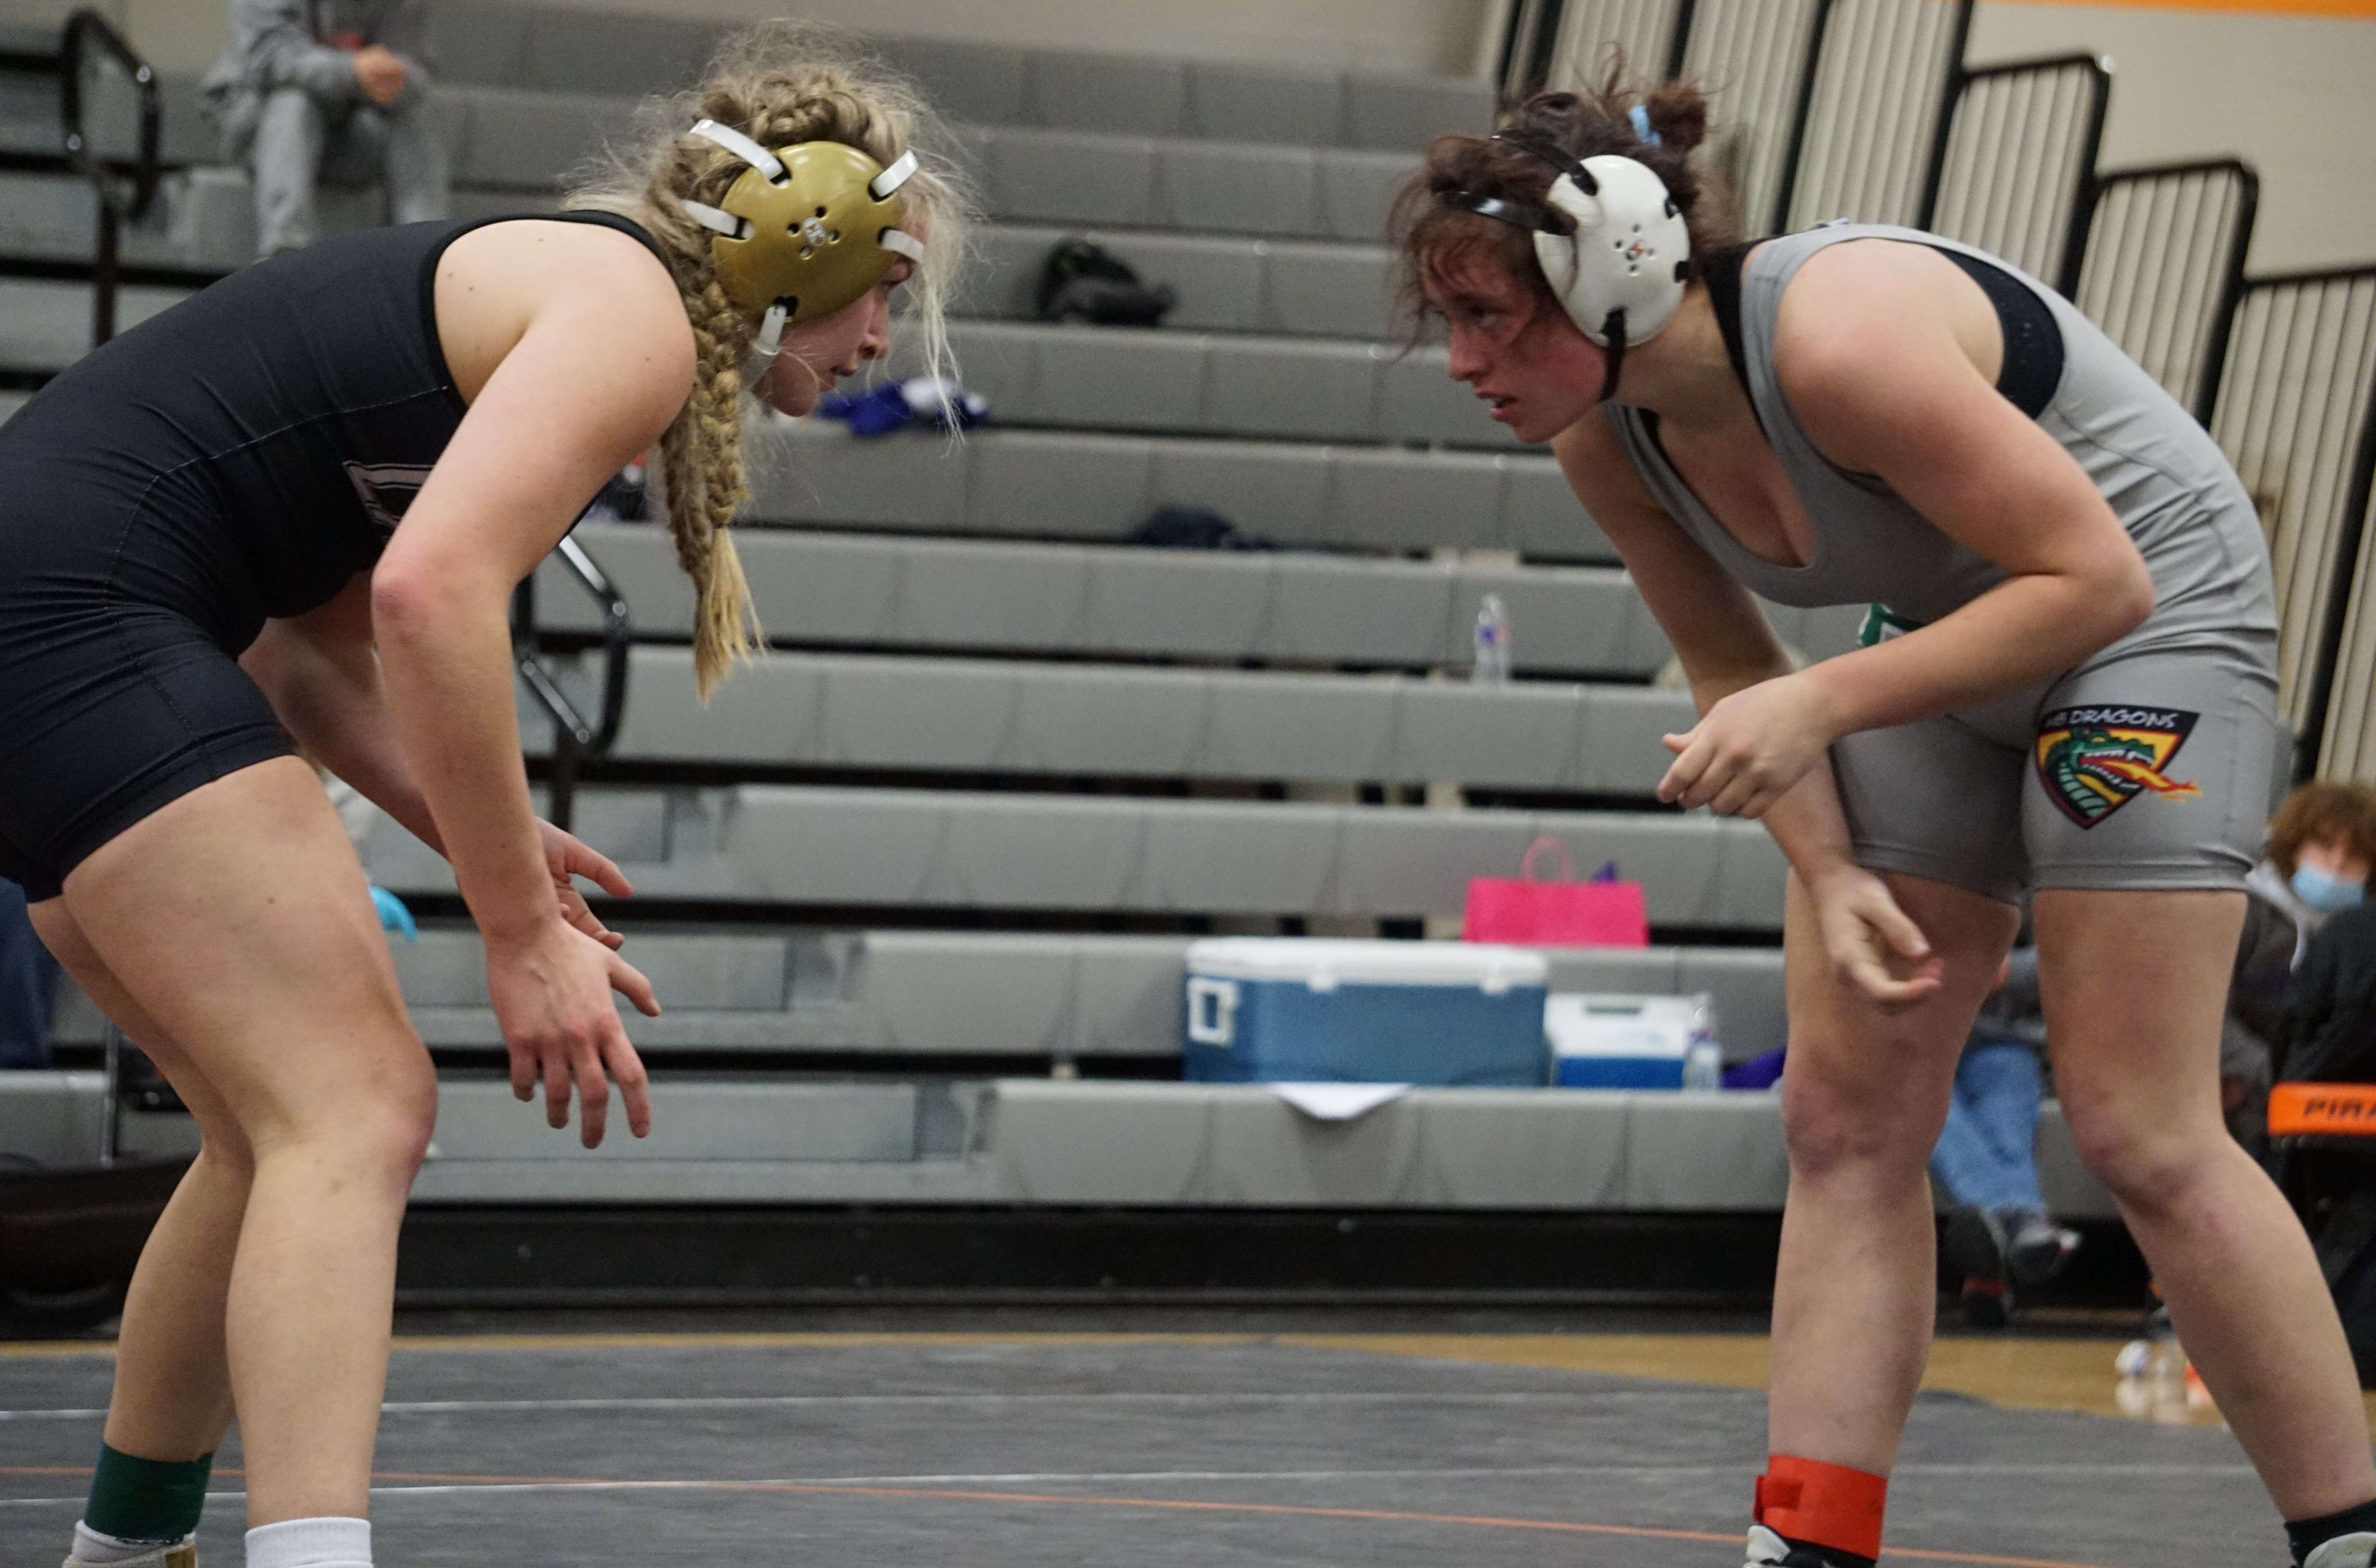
[817,376,989,437]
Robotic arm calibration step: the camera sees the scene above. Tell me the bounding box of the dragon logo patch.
[2034,705,2202,829]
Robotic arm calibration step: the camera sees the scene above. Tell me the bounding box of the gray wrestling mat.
[0,1328,2276,1566]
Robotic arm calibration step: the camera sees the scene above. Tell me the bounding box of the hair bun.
[1642,83,1709,155]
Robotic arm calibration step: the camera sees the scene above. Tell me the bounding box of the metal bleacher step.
[0,1071,2117,1218]
[427,1,1491,151]
[533,522,1866,673]
[963,224,1394,342]
[738,421,1591,556]
[128,83,1423,244]
[46,930,1789,1064]
[907,319,1517,450]
[363,783,1790,928]
[522,646,1705,796]
[0,163,1398,341]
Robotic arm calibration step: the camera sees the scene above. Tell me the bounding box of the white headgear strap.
[689,117,785,182]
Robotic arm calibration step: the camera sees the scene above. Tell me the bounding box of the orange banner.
[1995,0,2376,13]
[2271,1082,2376,1140]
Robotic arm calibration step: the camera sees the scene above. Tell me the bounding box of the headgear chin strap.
[1445,130,1691,403]
[678,119,925,385]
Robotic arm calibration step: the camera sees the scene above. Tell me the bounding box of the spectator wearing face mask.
[2229,783,2376,1143]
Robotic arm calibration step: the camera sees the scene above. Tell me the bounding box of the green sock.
[83,1443,213,1543]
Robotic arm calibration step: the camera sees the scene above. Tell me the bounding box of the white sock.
[70,1521,182,1564]
[243,1517,370,1568]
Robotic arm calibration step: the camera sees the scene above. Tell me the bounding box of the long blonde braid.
[564,22,973,699]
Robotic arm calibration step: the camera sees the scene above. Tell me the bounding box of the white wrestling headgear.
[1446,130,1692,401]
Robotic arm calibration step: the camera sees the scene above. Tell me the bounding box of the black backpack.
[1037,239,1176,327]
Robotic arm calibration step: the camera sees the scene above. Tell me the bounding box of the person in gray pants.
[200,0,448,256]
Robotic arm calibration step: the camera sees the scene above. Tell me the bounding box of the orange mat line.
[1996,0,2376,15]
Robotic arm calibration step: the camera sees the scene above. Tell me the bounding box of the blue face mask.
[2293,863,2367,914]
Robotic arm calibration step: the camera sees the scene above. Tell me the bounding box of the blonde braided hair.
[565,22,972,698]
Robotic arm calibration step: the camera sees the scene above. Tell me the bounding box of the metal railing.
[2312,466,2376,782]
[59,9,158,347]
[1523,0,1683,95]
[1508,0,1972,239]
[1675,0,1829,235]
[2207,266,2376,768]
[513,536,632,834]
[2071,160,2257,424]
[1921,54,2110,291]
[1782,0,1970,232]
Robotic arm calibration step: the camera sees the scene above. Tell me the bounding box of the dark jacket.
[2282,900,2376,1084]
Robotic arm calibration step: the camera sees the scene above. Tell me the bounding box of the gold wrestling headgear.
[677,118,924,360]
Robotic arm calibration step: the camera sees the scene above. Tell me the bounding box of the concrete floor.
[0,1327,2286,1567]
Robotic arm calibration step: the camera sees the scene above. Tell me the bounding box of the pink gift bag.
[1462,835,1649,947]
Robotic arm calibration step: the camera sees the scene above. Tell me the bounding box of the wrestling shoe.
[2304,1532,2376,1568]
[1746,1523,1874,1567]
[2003,1210,2081,1289]
[63,1542,195,1568]
[1941,1204,2007,1284]
[1960,1275,2013,1330]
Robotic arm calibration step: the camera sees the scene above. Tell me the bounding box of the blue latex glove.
[370,885,417,943]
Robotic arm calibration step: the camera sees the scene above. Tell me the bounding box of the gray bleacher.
[531,523,1863,671]
[741,422,1595,555]
[363,783,1787,927]
[423,2,1491,151]
[529,647,1704,795]
[921,320,1519,450]
[0,5,1854,1223]
[961,225,1395,341]
[3,1068,2117,1217]
[52,930,1792,1064]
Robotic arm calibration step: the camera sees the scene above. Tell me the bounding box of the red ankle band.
[1755,1455,1888,1561]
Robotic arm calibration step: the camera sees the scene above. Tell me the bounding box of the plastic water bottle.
[1472,593,1512,683]
[1682,1000,1721,1091]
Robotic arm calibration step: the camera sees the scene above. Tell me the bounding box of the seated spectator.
[2282,882,2376,1089]
[200,0,448,256]
[0,877,59,1069]
[2228,782,2376,1147]
[1931,943,2081,1327]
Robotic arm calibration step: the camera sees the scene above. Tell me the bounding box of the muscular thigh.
[28,896,250,1156]
[2025,639,2281,893]
[1831,713,2029,904]
[57,755,429,1142]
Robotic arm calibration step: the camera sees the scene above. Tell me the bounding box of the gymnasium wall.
[1968,3,2376,270]
[11,0,2372,266]
[10,0,1505,78]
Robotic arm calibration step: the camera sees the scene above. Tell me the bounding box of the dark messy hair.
[1389,65,1741,336]
[2268,780,2376,883]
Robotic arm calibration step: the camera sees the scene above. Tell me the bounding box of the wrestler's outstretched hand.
[1658,672,1841,819]
[1807,864,1944,1011]
[536,817,632,951]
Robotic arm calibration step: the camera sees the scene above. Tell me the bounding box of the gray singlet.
[1605,221,2283,902]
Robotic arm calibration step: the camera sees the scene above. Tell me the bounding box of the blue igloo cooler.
[1182,938,1550,1086]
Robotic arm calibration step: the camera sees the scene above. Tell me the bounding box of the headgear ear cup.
[678,120,924,362]
[1445,130,1691,402]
